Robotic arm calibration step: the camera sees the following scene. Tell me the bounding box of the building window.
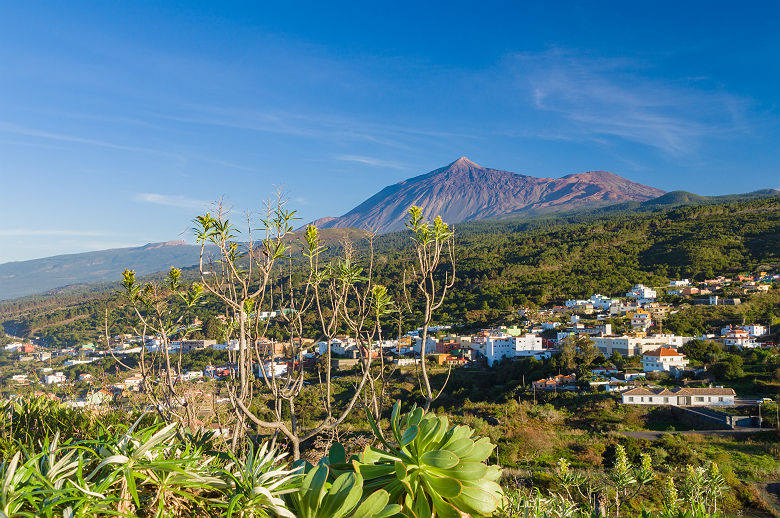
[718,397,723,402]
[695,397,704,402]
[628,397,634,402]
[664,397,669,404]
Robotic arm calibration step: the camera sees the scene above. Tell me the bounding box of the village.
[2,272,777,414]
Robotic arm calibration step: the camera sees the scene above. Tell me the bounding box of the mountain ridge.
[2,156,777,302]
[315,157,666,232]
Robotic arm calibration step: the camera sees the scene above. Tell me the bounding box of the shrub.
[336,401,505,517]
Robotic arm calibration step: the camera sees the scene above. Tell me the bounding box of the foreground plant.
[214,441,300,518]
[344,401,504,518]
[286,462,400,518]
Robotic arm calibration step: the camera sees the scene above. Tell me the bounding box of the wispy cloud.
[0,121,180,158]
[0,229,109,237]
[134,193,211,209]
[335,154,407,169]
[510,49,751,155]
[154,102,480,151]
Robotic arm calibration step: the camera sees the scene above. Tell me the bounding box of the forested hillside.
[366,196,779,324]
[2,196,778,346]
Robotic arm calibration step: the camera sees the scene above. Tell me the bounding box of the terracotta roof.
[622,387,658,396]
[675,387,736,396]
[643,347,684,357]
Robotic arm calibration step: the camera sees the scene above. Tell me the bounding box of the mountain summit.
[315,157,666,232]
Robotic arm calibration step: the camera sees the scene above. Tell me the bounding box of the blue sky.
[1,1,778,263]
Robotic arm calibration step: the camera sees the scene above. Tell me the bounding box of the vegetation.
[1,197,779,516]
[1,396,773,517]
[0,396,499,517]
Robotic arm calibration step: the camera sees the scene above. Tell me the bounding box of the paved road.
[621,428,766,440]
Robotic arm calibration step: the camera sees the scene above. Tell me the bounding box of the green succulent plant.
[353,401,504,518]
[285,462,401,518]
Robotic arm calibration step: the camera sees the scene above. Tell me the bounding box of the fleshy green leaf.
[420,450,459,469]
[460,437,494,462]
[350,489,390,518]
[422,473,462,498]
[329,442,347,465]
[399,425,419,448]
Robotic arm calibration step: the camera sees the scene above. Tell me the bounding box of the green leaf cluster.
[354,401,503,517]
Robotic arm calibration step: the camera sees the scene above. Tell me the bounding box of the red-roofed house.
[641,347,689,373]
[621,387,735,406]
[532,374,576,390]
[722,329,757,349]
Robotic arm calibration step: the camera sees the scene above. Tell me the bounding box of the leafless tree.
[121,198,454,458]
[119,267,204,430]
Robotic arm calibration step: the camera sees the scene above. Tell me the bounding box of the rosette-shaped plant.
[286,461,401,518]
[356,401,504,518]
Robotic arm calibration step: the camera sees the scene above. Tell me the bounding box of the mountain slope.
[316,157,666,232]
[0,228,369,301]
[0,241,204,301]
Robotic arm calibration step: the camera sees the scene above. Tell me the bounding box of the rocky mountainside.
[314,157,666,232]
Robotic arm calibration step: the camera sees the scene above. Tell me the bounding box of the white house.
[482,336,517,366]
[609,301,639,316]
[257,362,287,378]
[593,335,690,357]
[44,372,67,384]
[720,325,736,336]
[482,334,546,366]
[626,284,657,303]
[622,371,646,381]
[317,338,353,356]
[589,294,619,310]
[653,334,694,349]
[641,347,689,373]
[740,325,767,337]
[621,387,735,406]
[722,329,758,349]
[670,279,690,287]
[630,311,653,331]
[412,336,439,355]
